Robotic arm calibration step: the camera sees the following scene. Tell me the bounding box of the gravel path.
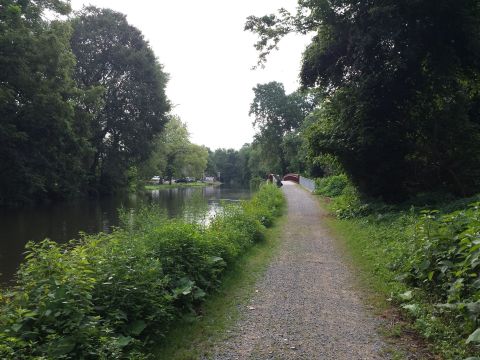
[210,181,389,360]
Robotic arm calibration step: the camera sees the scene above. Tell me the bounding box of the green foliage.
[0,0,92,205]
[71,6,170,194]
[0,185,284,359]
[249,82,316,175]
[142,116,208,182]
[315,174,348,197]
[319,176,480,356]
[249,176,264,190]
[242,183,284,228]
[405,205,480,347]
[207,148,244,185]
[0,3,170,205]
[247,1,480,201]
[0,239,120,358]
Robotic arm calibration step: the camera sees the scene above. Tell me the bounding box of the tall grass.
[0,184,284,359]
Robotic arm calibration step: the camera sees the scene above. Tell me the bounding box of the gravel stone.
[209,181,389,360]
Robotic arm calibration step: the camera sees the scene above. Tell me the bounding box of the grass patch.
[152,216,285,359]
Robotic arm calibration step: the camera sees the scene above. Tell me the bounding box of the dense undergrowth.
[0,184,284,359]
[316,175,480,359]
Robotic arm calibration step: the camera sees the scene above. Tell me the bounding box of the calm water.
[0,185,251,284]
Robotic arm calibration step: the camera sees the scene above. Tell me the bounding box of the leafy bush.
[405,204,480,346]
[315,174,349,197]
[0,239,123,358]
[0,184,284,359]
[314,175,365,219]
[316,176,480,355]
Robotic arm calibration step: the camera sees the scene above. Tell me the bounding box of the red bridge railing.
[282,173,299,183]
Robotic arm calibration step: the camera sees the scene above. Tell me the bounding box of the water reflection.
[0,185,251,284]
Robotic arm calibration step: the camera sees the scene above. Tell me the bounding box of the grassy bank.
[153,215,285,359]
[0,184,285,359]
[144,182,221,191]
[316,176,480,359]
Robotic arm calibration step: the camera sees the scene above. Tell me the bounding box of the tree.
[247,1,480,200]
[0,0,91,205]
[71,7,170,193]
[183,144,209,179]
[143,116,208,183]
[249,82,315,174]
[207,149,243,185]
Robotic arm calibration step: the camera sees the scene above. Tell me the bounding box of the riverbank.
[144,182,222,191]
[315,175,480,358]
[153,210,286,358]
[0,185,284,359]
[0,186,250,285]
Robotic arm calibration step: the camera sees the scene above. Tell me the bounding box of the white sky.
[70,0,310,150]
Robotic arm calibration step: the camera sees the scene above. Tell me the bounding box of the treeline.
[205,83,320,186]
[0,1,170,206]
[247,0,480,202]
[140,116,208,184]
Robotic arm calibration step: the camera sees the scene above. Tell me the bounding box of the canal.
[0,185,252,284]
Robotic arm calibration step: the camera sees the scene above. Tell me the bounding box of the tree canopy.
[71,7,170,193]
[247,0,480,200]
[249,82,315,175]
[143,116,208,182]
[0,3,171,205]
[0,0,89,205]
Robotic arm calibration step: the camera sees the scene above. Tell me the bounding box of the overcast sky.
[70,0,310,150]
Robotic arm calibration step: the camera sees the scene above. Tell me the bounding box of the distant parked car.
[175,178,188,183]
[150,176,161,184]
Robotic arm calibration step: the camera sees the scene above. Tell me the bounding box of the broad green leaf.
[117,335,133,347]
[401,304,419,313]
[50,337,76,356]
[128,320,147,336]
[399,290,413,301]
[466,328,480,344]
[11,323,22,332]
[193,287,206,300]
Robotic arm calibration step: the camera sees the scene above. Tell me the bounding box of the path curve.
[210,181,389,359]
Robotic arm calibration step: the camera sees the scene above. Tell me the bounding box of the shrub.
[315,174,349,197]
[0,184,284,359]
[406,204,480,344]
[0,239,121,359]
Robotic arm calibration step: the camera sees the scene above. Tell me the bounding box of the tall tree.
[183,144,209,179]
[249,82,315,174]
[0,0,90,205]
[144,116,208,182]
[247,0,480,200]
[208,148,242,185]
[71,7,170,193]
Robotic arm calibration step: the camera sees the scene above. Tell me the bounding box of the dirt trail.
[210,181,389,359]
